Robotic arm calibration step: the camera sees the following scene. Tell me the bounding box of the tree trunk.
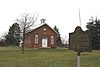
[22,27,25,54]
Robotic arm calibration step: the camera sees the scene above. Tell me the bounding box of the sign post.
[77,51,81,67]
[69,26,92,67]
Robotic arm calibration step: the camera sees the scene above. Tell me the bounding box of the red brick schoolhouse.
[24,19,58,48]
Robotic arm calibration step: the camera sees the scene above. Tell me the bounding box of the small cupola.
[41,19,46,24]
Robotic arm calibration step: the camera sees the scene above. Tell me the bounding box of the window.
[51,36,54,44]
[35,35,38,44]
[44,28,46,31]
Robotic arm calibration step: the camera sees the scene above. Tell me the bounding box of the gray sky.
[0,0,100,39]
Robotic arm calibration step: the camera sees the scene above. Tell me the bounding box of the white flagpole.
[79,8,81,27]
[77,8,81,67]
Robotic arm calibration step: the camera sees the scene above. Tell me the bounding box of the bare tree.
[16,13,38,54]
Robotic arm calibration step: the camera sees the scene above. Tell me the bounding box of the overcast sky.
[0,0,100,39]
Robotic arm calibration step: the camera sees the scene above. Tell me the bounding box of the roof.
[27,23,58,34]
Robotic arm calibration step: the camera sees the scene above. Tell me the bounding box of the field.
[0,47,100,67]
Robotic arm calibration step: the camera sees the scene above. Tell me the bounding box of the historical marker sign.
[69,26,92,52]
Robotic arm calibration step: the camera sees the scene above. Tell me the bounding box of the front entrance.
[42,36,48,48]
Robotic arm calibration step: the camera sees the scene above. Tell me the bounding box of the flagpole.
[77,8,81,67]
[79,8,81,27]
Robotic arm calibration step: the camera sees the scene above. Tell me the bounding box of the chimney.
[41,19,46,24]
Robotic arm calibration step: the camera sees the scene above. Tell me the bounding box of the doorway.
[42,36,48,48]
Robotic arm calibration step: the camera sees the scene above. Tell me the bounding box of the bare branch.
[16,13,38,54]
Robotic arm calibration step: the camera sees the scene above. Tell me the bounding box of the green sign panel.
[69,26,92,52]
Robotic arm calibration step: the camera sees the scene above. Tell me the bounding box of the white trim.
[27,23,58,34]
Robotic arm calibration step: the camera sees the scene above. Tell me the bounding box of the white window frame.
[35,34,38,44]
[51,36,54,44]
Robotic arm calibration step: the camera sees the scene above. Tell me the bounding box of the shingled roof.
[27,23,58,34]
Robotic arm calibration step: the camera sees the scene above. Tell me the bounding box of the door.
[42,36,48,48]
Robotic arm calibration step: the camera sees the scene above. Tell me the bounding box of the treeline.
[0,23,64,47]
[0,16,100,50]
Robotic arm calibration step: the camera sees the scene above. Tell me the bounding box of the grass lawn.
[0,47,100,67]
